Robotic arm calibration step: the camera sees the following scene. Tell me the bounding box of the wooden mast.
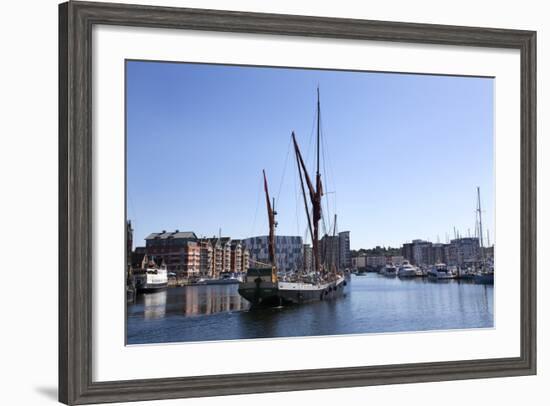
[291,89,324,276]
[263,169,278,282]
[313,87,323,275]
[292,132,314,244]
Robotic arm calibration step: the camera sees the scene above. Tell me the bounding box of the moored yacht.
[427,263,455,279]
[398,260,417,277]
[133,255,168,292]
[381,264,397,277]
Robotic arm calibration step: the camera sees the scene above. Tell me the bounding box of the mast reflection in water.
[126,274,493,345]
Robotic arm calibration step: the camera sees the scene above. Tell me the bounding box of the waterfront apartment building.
[391,255,405,266]
[143,231,249,278]
[412,239,432,266]
[320,234,340,270]
[401,237,481,266]
[339,231,352,269]
[198,238,213,277]
[319,231,352,270]
[430,243,446,264]
[243,235,303,272]
[366,255,386,268]
[241,248,250,273]
[230,240,243,273]
[206,237,232,277]
[352,255,367,270]
[303,244,313,273]
[447,237,481,266]
[144,230,199,276]
[182,241,201,277]
[402,242,414,264]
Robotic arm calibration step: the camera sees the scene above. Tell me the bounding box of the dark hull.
[474,273,494,284]
[135,283,168,293]
[238,276,348,307]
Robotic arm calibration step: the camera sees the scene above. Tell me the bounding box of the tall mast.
[292,132,314,244]
[333,214,338,272]
[291,89,324,276]
[313,88,323,275]
[317,87,321,176]
[477,186,484,248]
[263,170,277,276]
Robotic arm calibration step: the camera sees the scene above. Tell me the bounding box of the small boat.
[474,264,494,285]
[133,256,168,292]
[457,267,476,279]
[381,264,397,277]
[474,272,494,284]
[398,260,417,277]
[427,263,455,279]
[415,266,427,277]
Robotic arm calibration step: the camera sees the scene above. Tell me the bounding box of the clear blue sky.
[126,60,494,250]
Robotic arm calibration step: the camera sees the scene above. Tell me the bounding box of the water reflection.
[127,274,493,345]
[142,290,166,319]
[131,285,250,320]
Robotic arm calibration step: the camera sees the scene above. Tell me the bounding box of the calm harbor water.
[126,273,493,345]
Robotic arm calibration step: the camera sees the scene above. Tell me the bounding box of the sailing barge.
[238,90,349,307]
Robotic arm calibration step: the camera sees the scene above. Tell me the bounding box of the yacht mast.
[477,186,484,248]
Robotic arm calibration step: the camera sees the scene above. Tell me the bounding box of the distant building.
[141,230,249,278]
[126,220,133,281]
[207,237,232,277]
[303,244,313,272]
[241,248,250,273]
[482,245,494,262]
[243,235,303,272]
[339,231,352,269]
[198,239,213,277]
[430,243,446,264]
[182,241,200,277]
[450,237,481,266]
[366,256,386,268]
[352,255,367,270]
[230,240,243,273]
[391,256,405,266]
[412,239,432,266]
[319,231,351,271]
[402,242,414,263]
[320,234,340,271]
[144,230,199,275]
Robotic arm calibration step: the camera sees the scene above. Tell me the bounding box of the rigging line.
[275,136,292,206]
[294,158,301,236]
[126,192,137,224]
[249,175,262,237]
[320,113,331,234]
[322,112,338,216]
[304,103,318,167]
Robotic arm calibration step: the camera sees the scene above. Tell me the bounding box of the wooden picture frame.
[59,1,536,404]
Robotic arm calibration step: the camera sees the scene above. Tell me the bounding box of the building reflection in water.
[184,285,248,316]
[142,290,167,319]
[136,285,249,320]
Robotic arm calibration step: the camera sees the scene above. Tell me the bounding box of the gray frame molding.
[59,1,536,404]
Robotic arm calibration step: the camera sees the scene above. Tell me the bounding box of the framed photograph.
[59,1,536,404]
